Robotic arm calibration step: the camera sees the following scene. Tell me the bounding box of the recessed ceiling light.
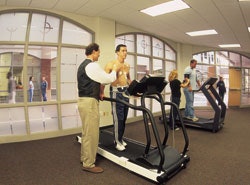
[218,44,241,48]
[248,27,250,32]
[186,29,218,36]
[140,0,190,17]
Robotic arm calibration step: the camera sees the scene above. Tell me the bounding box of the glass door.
[228,67,241,107]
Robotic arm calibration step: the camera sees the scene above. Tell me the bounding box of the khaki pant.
[78,97,99,168]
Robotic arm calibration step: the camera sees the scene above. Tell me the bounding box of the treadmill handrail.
[163,101,189,155]
[141,92,166,161]
[103,96,165,173]
[143,94,190,155]
[144,94,169,146]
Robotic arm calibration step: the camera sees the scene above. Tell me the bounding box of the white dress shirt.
[85,62,116,84]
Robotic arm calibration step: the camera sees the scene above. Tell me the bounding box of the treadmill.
[98,75,190,184]
[181,77,226,132]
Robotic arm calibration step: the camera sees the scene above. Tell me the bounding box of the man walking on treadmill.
[105,44,132,151]
[183,59,201,122]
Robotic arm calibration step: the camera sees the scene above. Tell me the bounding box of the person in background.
[216,76,226,105]
[183,59,201,122]
[41,76,48,101]
[7,71,16,104]
[77,43,121,174]
[104,44,132,151]
[168,70,190,130]
[29,76,34,102]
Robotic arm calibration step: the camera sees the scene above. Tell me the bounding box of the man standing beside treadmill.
[183,59,201,122]
[77,43,121,173]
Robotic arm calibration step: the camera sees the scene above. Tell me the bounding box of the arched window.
[193,51,250,107]
[0,11,93,137]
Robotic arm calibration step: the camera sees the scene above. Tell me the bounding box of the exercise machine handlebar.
[103,96,165,173]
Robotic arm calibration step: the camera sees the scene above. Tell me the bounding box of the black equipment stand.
[181,77,226,132]
[98,75,190,184]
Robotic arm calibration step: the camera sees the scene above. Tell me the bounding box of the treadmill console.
[200,77,218,89]
[127,74,167,95]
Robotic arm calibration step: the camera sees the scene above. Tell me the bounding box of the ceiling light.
[218,44,241,48]
[140,0,190,17]
[186,29,218,36]
[248,27,250,32]
[239,0,250,2]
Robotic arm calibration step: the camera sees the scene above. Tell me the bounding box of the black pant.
[219,91,225,105]
[169,96,180,129]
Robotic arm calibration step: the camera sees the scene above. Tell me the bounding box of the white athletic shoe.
[116,142,126,151]
[121,140,127,147]
[76,136,81,144]
[174,127,180,131]
[192,117,199,122]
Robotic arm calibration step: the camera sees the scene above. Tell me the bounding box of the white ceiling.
[2,0,250,54]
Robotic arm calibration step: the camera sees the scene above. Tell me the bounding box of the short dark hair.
[85,43,99,56]
[190,59,197,64]
[6,71,12,79]
[115,44,126,52]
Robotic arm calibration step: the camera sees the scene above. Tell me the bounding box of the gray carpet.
[0,107,250,185]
